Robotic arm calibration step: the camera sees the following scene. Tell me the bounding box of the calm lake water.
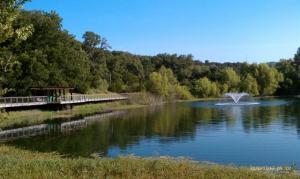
[7,98,300,167]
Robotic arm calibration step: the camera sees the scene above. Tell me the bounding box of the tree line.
[1,1,300,100]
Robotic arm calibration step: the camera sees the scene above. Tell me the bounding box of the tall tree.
[82,31,111,51]
[220,67,240,92]
[276,59,300,95]
[0,0,33,95]
[194,77,220,97]
[149,66,192,99]
[294,47,300,65]
[0,0,33,44]
[81,31,110,91]
[240,74,259,96]
[7,11,91,94]
[254,64,283,95]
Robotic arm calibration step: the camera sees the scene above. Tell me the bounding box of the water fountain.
[215,92,259,106]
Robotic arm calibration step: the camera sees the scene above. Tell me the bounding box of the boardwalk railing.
[59,93,127,104]
[0,96,48,108]
[0,93,127,108]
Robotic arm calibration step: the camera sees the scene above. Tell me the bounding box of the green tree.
[81,31,110,91]
[8,11,91,94]
[0,0,33,95]
[105,52,145,92]
[240,74,259,96]
[0,0,33,44]
[83,31,111,51]
[276,59,300,95]
[149,67,172,97]
[210,82,220,97]
[294,47,300,65]
[194,77,211,98]
[254,64,283,95]
[220,67,240,92]
[149,66,192,99]
[173,85,193,100]
[194,77,220,98]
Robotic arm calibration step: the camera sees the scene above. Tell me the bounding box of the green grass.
[0,102,147,129]
[0,145,298,179]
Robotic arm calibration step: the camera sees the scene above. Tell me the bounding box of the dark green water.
[7,98,300,167]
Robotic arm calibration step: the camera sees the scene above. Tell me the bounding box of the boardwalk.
[0,93,127,109]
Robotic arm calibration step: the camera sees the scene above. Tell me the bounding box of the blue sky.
[25,0,300,63]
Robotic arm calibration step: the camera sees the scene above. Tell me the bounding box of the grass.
[0,145,298,179]
[0,102,147,129]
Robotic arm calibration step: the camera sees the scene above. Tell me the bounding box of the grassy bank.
[0,145,298,179]
[0,102,147,129]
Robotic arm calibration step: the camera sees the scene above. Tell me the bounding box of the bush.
[149,66,194,100]
[194,77,220,98]
[173,85,193,100]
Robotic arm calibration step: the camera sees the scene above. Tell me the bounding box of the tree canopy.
[0,1,298,99]
[0,0,33,95]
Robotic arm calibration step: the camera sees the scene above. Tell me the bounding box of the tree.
[0,2,297,99]
[82,31,101,49]
[194,77,211,98]
[276,59,300,95]
[173,85,193,100]
[0,0,33,44]
[149,67,172,97]
[254,64,283,95]
[82,31,111,50]
[149,66,192,99]
[151,54,194,84]
[7,11,91,94]
[240,74,259,96]
[294,47,300,65]
[194,77,220,98]
[210,82,220,97]
[103,51,145,92]
[220,67,240,92]
[0,0,33,95]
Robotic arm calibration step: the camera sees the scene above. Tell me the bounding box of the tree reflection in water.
[7,98,300,157]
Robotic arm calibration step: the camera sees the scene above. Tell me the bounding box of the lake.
[6,98,300,168]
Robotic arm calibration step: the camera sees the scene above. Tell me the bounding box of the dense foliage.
[0,2,299,99]
[0,0,33,95]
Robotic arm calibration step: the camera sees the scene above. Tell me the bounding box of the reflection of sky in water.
[8,98,300,168]
[109,124,300,167]
[108,99,300,168]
